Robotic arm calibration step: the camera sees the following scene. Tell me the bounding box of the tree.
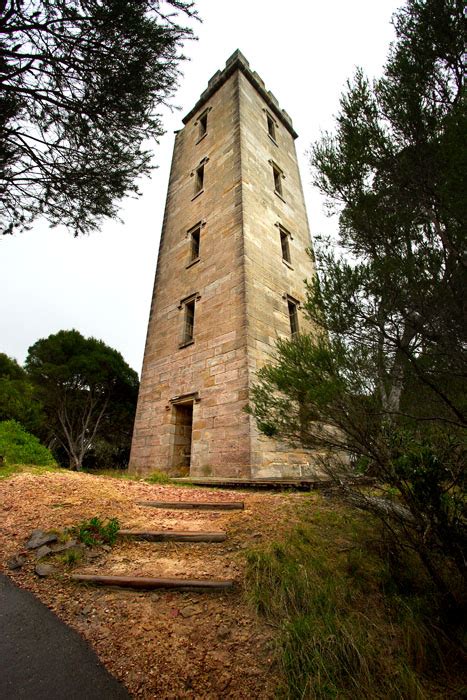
[0,0,196,235]
[0,352,44,433]
[25,329,139,470]
[249,0,466,604]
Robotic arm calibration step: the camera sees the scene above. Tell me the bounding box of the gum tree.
[26,329,139,470]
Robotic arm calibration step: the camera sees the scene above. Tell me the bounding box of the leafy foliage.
[0,353,44,433]
[249,0,466,605]
[0,0,197,235]
[25,329,139,470]
[71,516,120,547]
[0,419,56,466]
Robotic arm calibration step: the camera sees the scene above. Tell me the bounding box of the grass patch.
[83,467,199,488]
[60,548,84,567]
[0,463,63,480]
[146,470,172,485]
[245,503,464,699]
[84,468,140,481]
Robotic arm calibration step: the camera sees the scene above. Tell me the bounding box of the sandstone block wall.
[130,51,321,478]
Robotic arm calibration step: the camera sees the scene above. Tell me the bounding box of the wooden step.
[118,529,226,543]
[136,500,244,511]
[72,574,234,591]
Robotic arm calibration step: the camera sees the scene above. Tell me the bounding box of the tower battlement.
[183,50,297,138]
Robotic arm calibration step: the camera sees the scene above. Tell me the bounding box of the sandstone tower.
[129,50,318,479]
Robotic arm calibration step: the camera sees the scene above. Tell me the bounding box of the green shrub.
[71,516,120,547]
[0,420,56,466]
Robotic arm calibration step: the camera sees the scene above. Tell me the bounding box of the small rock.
[35,545,52,559]
[251,532,262,538]
[7,554,26,570]
[27,529,58,550]
[35,563,56,577]
[217,624,230,640]
[219,672,232,690]
[49,539,78,553]
[180,605,203,618]
[86,549,101,559]
[102,545,112,552]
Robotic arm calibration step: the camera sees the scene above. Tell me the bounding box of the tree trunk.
[68,454,81,471]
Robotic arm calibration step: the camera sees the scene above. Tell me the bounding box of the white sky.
[1,0,402,374]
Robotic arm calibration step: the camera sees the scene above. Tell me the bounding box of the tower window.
[190,226,200,261]
[271,162,284,197]
[186,221,205,266]
[287,298,299,336]
[194,164,204,194]
[182,298,196,345]
[266,113,276,142]
[198,111,208,139]
[279,227,291,264]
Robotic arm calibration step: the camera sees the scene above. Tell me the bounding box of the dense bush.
[0,420,56,466]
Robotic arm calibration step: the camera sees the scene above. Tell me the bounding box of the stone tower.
[129,50,318,479]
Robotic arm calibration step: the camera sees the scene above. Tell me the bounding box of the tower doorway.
[171,401,194,474]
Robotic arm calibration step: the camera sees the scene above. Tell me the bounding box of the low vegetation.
[0,463,61,481]
[60,548,85,567]
[245,502,465,699]
[0,420,56,467]
[70,516,120,547]
[146,469,172,485]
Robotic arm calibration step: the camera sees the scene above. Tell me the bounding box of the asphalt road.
[0,573,130,699]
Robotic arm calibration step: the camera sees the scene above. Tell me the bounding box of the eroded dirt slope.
[0,472,308,698]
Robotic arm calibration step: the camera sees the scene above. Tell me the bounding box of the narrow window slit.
[288,299,299,336]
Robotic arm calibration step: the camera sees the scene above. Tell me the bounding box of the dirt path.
[0,472,307,698]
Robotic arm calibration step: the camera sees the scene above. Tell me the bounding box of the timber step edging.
[118,529,227,543]
[72,574,234,591]
[136,500,244,511]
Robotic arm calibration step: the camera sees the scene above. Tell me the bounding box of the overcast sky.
[1,0,402,374]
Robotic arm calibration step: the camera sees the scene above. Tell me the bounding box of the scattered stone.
[35,562,56,577]
[102,545,112,552]
[86,549,101,559]
[35,544,53,559]
[49,539,78,553]
[217,624,231,640]
[7,553,26,570]
[27,529,58,550]
[251,532,262,538]
[180,605,203,618]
